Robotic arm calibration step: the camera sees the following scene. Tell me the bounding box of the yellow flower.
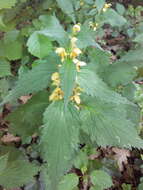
[73,59,87,71]
[73,24,81,33]
[70,48,82,59]
[55,47,67,62]
[71,37,78,48]
[89,22,99,31]
[71,94,81,105]
[51,72,60,86]
[103,3,112,12]
[49,87,64,101]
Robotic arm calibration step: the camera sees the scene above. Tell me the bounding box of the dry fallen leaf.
[1,133,20,143]
[112,147,130,171]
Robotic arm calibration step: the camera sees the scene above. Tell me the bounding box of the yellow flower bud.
[51,72,60,81]
[73,24,81,33]
[70,48,82,59]
[55,47,67,62]
[71,37,78,48]
[49,87,64,101]
[103,3,112,12]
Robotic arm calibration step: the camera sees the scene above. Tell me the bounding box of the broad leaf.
[58,173,79,190]
[103,62,137,87]
[56,0,75,22]
[0,59,11,77]
[90,170,113,190]
[80,96,143,148]
[60,59,77,106]
[0,0,17,9]
[103,9,127,27]
[41,101,80,189]
[0,157,39,188]
[77,68,131,105]
[6,91,49,142]
[27,32,53,59]
[1,55,59,105]
[95,0,105,12]
[39,15,69,46]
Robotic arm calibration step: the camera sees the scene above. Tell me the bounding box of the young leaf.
[90,170,113,190]
[6,91,50,142]
[41,101,80,189]
[80,96,143,148]
[77,68,132,105]
[27,32,53,59]
[1,55,58,105]
[60,59,77,106]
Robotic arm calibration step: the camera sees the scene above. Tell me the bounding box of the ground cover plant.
[0,0,143,190]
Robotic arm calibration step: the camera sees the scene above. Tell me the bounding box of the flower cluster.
[89,21,99,31]
[103,3,112,12]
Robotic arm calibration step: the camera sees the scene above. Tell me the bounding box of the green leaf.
[58,173,79,190]
[0,0,17,9]
[1,55,58,105]
[0,59,11,77]
[60,60,77,106]
[0,154,8,172]
[56,0,75,22]
[39,15,69,46]
[0,158,39,188]
[122,184,132,190]
[27,32,53,59]
[41,101,80,189]
[77,68,131,105]
[103,8,127,27]
[103,62,137,87]
[116,3,125,15]
[90,170,113,190]
[6,91,49,142]
[95,0,105,12]
[134,33,143,43]
[80,96,143,148]
[77,25,99,49]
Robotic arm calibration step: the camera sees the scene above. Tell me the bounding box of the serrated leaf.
[103,62,137,87]
[80,96,143,148]
[60,60,77,106]
[77,68,131,105]
[103,8,127,27]
[95,0,105,12]
[90,170,113,190]
[27,32,53,59]
[39,15,69,46]
[6,91,49,142]
[1,55,59,105]
[0,59,11,77]
[0,158,39,188]
[41,101,80,189]
[0,0,17,9]
[58,173,79,190]
[56,0,75,22]
[77,25,100,49]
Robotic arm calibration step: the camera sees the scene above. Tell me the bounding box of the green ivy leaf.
[6,91,50,142]
[90,170,113,190]
[60,59,77,106]
[0,0,17,9]
[27,32,53,59]
[41,101,80,189]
